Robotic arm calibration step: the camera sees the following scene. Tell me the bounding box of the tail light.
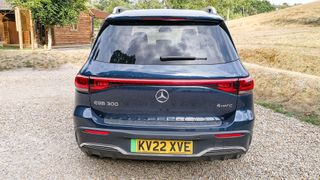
[238,77,254,95]
[75,75,89,93]
[214,80,237,94]
[75,75,110,93]
[75,75,253,94]
[90,77,110,92]
[214,133,244,138]
[83,129,111,135]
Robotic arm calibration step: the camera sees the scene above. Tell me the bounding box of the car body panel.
[73,9,254,161]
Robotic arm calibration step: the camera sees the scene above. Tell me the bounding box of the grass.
[238,47,320,76]
[246,64,320,126]
[228,1,320,76]
[257,101,320,126]
[0,46,20,50]
[0,49,89,71]
[257,101,294,117]
[300,114,320,126]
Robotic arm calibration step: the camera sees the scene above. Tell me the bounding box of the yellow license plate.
[130,139,193,155]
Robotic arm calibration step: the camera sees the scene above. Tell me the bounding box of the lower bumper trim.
[80,143,246,158]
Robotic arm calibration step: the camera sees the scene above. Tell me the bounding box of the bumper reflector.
[214,133,244,138]
[83,129,111,135]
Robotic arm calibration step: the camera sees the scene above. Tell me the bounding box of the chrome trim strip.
[80,143,246,157]
[102,119,222,128]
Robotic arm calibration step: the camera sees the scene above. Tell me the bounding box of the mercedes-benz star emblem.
[155,89,169,103]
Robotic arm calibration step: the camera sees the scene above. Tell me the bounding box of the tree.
[8,0,87,50]
[135,0,163,9]
[164,0,208,9]
[95,0,131,13]
[94,0,276,20]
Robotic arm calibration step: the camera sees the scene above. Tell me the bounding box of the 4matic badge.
[217,103,233,108]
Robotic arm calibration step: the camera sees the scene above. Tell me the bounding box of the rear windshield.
[91,24,239,65]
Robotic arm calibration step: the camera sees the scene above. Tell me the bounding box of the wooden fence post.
[15,7,23,50]
[29,10,34,50]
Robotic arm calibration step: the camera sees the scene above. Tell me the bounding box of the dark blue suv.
[74,7,254,161]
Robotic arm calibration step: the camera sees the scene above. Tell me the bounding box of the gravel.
[0,65,319,179]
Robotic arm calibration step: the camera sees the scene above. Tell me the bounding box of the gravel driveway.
[0,65,319,179]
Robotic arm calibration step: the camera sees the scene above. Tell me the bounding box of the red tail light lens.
[90,77,110,92]
[215,81,237,94]
[75,75,89,93]
[214,133,244,138]
[238,77,254,95]
[83,129,111,135]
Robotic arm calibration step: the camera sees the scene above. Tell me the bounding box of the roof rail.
[112,6,128,14]
[202,6,217,14]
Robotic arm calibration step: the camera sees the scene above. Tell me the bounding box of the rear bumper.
[80,142,246,161]
[74,106,254,160]
[76,128,250,160]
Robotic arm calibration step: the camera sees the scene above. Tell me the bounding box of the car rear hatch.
[76,63,253,128]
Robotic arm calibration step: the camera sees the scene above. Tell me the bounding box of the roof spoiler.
[202,6,217,14]
[112,6,128,14]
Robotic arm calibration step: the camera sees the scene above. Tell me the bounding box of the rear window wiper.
[160,56,207,61]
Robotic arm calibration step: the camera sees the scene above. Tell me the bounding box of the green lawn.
[257,101,320,126]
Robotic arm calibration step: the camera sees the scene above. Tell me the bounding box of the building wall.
[53,12,93,46]
[0,10,31,46]
[0,14,5,42]
[1,13,16,44]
